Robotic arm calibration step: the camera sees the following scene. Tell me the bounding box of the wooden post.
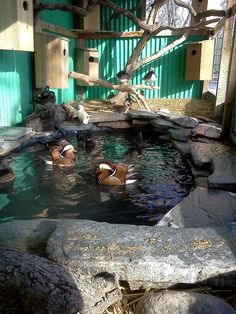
[214,0,236,121]
[222,17,236,136]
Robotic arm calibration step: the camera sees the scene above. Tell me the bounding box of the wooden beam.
[71,29,207,39]
[40,21,78,39]
[222,20,236,135]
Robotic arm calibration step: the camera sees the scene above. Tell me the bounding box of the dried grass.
[103,285,236,314]
[85,98,215,120]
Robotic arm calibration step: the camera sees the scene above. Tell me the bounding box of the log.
[0,247,121,314]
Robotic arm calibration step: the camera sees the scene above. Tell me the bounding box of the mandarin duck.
[116,70,131,84]
[96,162,136,186]
[0,157,15,187]
[42,139,77,167]
[142,68,157,87]
[76,132,95,152]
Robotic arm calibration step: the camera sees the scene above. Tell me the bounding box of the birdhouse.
[34,33,69,89]
[0,0,34,51]
[185,40,215,80]
[75,47,99,86]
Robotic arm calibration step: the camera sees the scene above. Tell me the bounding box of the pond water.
[0,130,194,225]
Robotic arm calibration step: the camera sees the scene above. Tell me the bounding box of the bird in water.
[96,162,136,186]
[76,132,95,153]
[142,68,157,87]
[77,104,89,125]
[116,70,130,84]
[41,139,77,167]
[0,157,15,187]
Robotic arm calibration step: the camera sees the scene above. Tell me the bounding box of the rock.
[2,219,236,289]
[190,142,232,167]
[25,117,43,132]
[127,110,157,120]
[169,128,192,142]
[172,140,192,156]
[192,123,222,139]
[209,154,236,192]
[0,126,33,140]
[171,115,199,128]
[150,118,178,130]
[136,291,236,314]
[158,187,236,228]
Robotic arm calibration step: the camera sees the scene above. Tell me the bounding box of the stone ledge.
[1,219,236,289]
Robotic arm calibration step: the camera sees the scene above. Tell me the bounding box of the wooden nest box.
[75,47,99,86]
[0,0,34,51]
[185,40,215,80]
[34,33,69,89]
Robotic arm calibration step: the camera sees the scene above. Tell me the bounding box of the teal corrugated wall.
[83,35,205,100]
[100,0,139,31]
[0,51,33,126]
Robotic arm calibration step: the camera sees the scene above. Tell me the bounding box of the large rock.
[1,219,236,289]
[150,118,178,130]
[136,291,236,314]
[209,154,236,191]
[45,219,236,289]
[0,126,33,140]
[127,110,157,120]
[192,123,222,139]
[190,142,231,167]
[171,115,199,128]
[157,187,236,228]
[169,128,192,142]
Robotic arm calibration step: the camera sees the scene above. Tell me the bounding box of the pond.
[0,130,194,225]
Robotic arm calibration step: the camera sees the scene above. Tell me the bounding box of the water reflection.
[0,131,194,225]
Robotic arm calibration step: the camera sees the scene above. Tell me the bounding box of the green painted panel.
[40,0,74,29]
[101,0,140,31]
[83,35,205,100]
[0,51,33,126]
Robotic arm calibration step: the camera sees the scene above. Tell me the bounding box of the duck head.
[60,144,77,161]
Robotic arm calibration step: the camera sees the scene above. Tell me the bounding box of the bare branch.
[195,9,225,22]
[136,32,190,69]
[98,0,148,31]
[147,0,167,25]
[173,0,197,16]
[68,72,156,110]
[34,2,90,16]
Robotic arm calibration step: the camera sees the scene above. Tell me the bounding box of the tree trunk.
[0,247,121,314]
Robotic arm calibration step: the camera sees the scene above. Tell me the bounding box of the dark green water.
[0,131,193,225]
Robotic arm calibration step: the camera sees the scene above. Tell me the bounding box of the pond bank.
[0,109,236,312]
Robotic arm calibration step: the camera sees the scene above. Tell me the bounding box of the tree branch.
[173,0,197,16]
[136,32,190,69]
[147,0,167,25]
[195,9,225,22]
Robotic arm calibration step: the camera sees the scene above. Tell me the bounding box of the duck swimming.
[96,162,136,186]
[0,158,15,187]
[42,139,77,167]
[76,132,95,152]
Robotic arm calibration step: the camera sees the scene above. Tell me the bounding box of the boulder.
[158,187,236,228]
[136,291,236,314]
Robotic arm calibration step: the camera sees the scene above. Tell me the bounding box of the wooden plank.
[71,29,207,39]
[40,21,78,39]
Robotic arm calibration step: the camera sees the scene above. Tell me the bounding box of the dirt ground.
[85,98,216,120]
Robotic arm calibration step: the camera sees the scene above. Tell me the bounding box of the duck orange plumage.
[42,139,77,167]
[96,162,136,186]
